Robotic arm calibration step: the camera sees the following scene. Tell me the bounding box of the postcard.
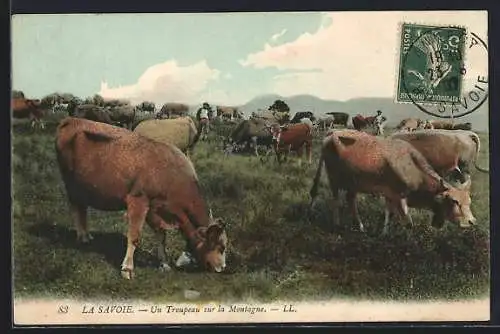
[11,10,490,325]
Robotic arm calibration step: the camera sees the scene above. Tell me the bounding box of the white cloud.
[270,28,287,42]
[240,11,487,101]
[99,60,220,105]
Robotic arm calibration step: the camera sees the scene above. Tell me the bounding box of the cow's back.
[134,118,195,151]
[280,123,312,147]
[56,117,198,210]
[322,130,430,193]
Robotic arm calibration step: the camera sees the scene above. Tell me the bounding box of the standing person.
[196,102,212,141]
[372,110,383,136]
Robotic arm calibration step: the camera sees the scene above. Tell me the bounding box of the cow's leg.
[393,197,413,228]
[251,137,259,156]
[70,203,93,243]
[306,141,312,164]
[121,194,149,280]
[145,211,179,272]
[346,190,365,232]
[323,171,342,229]
[294,146,302,167]
[331,187,341,229]
[382,198,397,235]
[154,229,170,272]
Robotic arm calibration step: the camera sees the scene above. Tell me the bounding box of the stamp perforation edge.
[394,21,470,108]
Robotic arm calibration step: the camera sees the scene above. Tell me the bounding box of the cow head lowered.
[430,178,475,228]
[177,209,228,273]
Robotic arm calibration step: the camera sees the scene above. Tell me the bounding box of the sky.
[12,11,488,106]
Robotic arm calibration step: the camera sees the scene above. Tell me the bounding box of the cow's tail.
[130,107,137,129]
[470,133,489,173]
[309,138,327,207]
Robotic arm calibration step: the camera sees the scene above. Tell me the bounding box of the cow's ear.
[206,224,224,244]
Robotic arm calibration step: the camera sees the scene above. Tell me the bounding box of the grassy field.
[12,114,490,303]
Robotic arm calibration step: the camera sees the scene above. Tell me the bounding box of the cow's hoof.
[77,233,94,244]
[159,263,172,273]
[351,225,365,233]
[121,269,134,280]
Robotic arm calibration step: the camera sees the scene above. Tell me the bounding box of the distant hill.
[236,94,489,132]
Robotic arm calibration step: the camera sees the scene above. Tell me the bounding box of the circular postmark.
[399,25,488,119]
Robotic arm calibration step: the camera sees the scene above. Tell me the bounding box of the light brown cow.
[423,120,434,129]
[55,117,228,279]
[309,129,475,234]
[133,116,200,156]
[429,120,454,130]
[390,129,489,183]
[268,121,313,166]
[396,118,423,132]
[217,106,242,120]
[12,98,47,129]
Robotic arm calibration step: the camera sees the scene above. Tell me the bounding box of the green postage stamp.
[396,23,467,105]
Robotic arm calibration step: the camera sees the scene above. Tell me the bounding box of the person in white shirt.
[197,102,212,141]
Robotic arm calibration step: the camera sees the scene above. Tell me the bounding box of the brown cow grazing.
[309,129,475,233]
[12,98,47,129]
[268,121,313,166]
[390,129,489,183]
[55,117,228,279]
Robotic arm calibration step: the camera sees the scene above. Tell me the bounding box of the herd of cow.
[13,94,489,280]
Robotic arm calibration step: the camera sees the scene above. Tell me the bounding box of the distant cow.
[217,106,243,121]
[453,122,473,130]
[352,114,377,131]
[55,117,228,279]
[133,116,200,156]
[290,111,316,124]
[225,118,276,156]
[157,103,189,119]
[268,121,314,165]
[428,120,454,130]
[324,112,349,128]
[251,110,289,125]
[352,114,387,135]
[67,101,113,125]
[390,129,489,183]
[396,118,423,132]
[12,98,48,129]
[107,105,136,130]
[309,129,476,234]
